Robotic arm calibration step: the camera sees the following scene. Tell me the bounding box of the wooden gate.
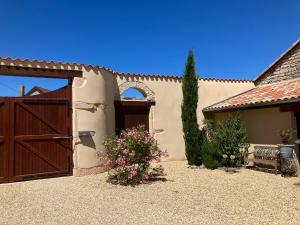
[0,86,72,183]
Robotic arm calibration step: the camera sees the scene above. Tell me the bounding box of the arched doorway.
[115,81,155,134]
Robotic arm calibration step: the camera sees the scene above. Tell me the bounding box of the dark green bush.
[214,113,247,167]
[201,139,220,169]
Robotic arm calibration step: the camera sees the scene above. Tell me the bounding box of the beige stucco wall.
[72,67,115,175]
[115,75,254,161]
[212,107,298,160]
[72,70,254,174]
[115,75,184,160]
[197,79,255,125]
[213,107,295,144]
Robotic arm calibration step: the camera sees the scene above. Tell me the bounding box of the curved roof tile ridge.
[115,71,252,83]
[115,71,181,79]
[0,56,253,83]
[0,56,107,71]
[199,77,252,83]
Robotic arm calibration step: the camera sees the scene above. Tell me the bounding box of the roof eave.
[203,97,300,113]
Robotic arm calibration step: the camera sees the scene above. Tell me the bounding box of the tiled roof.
[203,78,300,112]
[0,57,112,72]
[0,57,252,83]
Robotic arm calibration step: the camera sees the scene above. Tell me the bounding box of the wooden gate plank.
[17,140,63,171]
[0,98,9,184]
[16,101,61,133]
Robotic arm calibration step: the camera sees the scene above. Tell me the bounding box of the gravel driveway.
[0,161,300,225]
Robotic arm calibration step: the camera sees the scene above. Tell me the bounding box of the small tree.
[214,113,248,167]
[181,51,202,165]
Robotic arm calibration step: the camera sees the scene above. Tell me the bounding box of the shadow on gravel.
[106,176,170,187]
[144,177,168,184]
[293,182,300,187]
[218,167,241,174]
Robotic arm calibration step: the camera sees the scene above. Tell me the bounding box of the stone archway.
[116,81,155,101]
[115,81,155,134]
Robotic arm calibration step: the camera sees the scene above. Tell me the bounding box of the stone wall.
[255,42,300,85]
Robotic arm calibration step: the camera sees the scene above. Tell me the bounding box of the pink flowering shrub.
[102,125,168,185]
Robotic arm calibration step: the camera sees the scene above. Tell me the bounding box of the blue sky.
[0,0,300,96]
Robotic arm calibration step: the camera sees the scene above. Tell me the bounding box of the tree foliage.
[201,114,248,168]
[201,139,220,169]
[181,51,202,165]
[213,113,248,167]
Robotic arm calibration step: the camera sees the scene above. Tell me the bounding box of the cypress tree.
[181,50,202,166]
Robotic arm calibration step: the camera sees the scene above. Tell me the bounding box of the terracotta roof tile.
[0,57,252,83]
[0,57,109,71]
[203,78,300,112]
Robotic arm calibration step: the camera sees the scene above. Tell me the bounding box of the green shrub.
[214,113,247,167]
[201,139,220,169]
[101,126,168,185]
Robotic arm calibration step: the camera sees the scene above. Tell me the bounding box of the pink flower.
[102,157,112,169]
[123,149,130,155]
[116,138,125,145]
[144,136,153,144]
[130,170,137,176]
[125,165,133,171]
[128,169,137,180]
[116,157,126,166]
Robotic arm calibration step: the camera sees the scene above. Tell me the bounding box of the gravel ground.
[0,161,300,225]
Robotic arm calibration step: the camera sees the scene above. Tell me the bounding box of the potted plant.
[278,129,294,159]
[278,129,297,176]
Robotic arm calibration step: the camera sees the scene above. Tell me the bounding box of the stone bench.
[253,145,280,174]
